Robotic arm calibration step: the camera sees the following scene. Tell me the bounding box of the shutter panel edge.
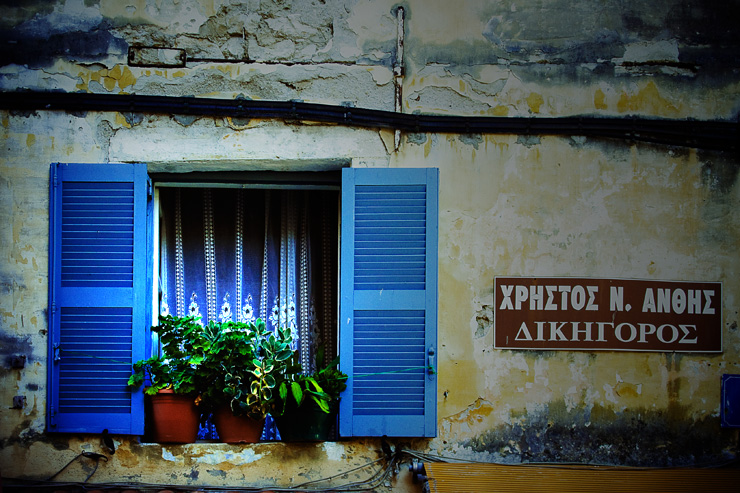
[339,167,438,438]
[47,163,147,435]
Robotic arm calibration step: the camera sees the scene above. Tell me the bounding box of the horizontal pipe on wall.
[0,91,737,152]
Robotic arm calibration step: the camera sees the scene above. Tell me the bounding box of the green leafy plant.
[277,348,348,415]
[128,315,297,421]
[127,315,211,395]
[218,323,296,419]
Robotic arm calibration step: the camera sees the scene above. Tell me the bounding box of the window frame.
[47,163,438,439]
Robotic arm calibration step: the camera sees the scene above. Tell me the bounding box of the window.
[47,163,438,438]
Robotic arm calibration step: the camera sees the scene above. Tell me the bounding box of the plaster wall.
[1,0,739,489]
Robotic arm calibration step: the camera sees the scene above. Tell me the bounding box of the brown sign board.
[494,277,722,352]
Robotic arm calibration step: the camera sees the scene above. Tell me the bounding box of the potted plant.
[197,319,296,443]
[274,348,348,441]
[127,315,207,443]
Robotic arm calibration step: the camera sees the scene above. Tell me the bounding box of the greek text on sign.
[494,277,722,352]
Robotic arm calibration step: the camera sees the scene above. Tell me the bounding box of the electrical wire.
[401,448,740,470]
[289,456,387,490]
[46,450,109,483]
[5,448,401,492]
[0,91,736,152]
[6,446,738,492]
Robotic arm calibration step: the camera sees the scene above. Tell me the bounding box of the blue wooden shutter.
[47,163,148,434]
[339,168,438,437]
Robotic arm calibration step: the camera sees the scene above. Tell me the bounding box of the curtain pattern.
[157,187,337,439]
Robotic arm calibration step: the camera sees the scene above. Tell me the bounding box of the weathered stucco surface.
[1,0,739,489]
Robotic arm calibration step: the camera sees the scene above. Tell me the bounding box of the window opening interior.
[152,176,339,440]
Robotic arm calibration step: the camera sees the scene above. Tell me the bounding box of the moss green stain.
[594,88,608,110]
[526,92,544,113]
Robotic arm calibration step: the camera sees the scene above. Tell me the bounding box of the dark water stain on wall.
[408,0,740,85]
[0,27,127,68]
[699,153,739,247]
[0,0,56,31]
[0,331,33,375]
[701,154,739,196]
[0,419,57,449]
[463,400,737,466]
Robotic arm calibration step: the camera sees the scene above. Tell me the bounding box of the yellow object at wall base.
[425,462,740,493]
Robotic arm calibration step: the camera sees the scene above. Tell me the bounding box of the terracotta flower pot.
[275,399,337,441]
[149,389,199,443]
[213,406,265,443]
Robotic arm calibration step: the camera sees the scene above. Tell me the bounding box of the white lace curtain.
[157,187,337,372]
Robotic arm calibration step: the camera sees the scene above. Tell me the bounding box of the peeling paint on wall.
[194,447,264,466]
[322,441,346,461]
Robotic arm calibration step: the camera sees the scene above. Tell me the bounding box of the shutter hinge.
[147,180,153,199]
[52,343,61,362]
[49,406,57,427]
[427,346,436,377]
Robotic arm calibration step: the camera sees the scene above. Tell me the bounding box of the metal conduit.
[0,90,737,152]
